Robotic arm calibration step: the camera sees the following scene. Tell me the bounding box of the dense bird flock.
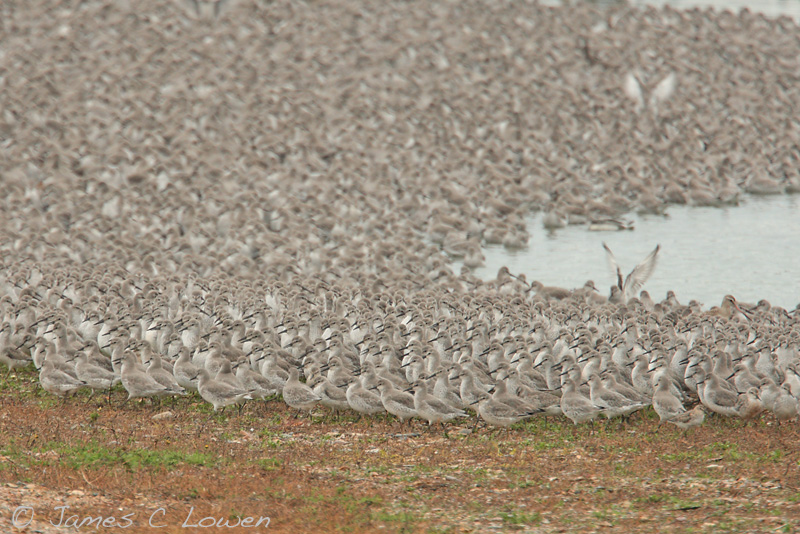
[0,0,799,430]
[2,260,800,429]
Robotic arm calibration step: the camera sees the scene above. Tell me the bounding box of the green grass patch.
[666,496,702,510]
[27,441,218,470]
[757,450,784,463]
[661,442,786,464]
[509,479,540,489]
[373,510,418,522]
[641,494,668,504]
[499,509,542,526]
[255,457,282,471]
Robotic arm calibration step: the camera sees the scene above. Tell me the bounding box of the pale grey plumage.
[39,359,85,396]
[375,378,418,423]
[560,378,604,424]
[120,355,170,400]
[652,375,685,423]
[197,368,252,412]
[282,367,321,413]
[413,380,467,426]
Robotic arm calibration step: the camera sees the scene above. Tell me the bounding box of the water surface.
[459,195,800,310]
[635,0,800,18]
[466,0,800,309]
[543,0,800,19]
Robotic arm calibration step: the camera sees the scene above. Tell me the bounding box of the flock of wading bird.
[2,242,799,433]
[2,1,800,435]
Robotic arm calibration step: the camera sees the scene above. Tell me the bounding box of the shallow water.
[463,0,800,309]
[459,195,800,310]
[636,0,800,18]
[543,0,800,19]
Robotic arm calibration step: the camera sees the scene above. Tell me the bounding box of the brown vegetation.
[1,369,799,533]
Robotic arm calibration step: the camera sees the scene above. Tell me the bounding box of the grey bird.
[235,361,277,399]
[72,351,119,401]
[375,378,418,424]
[588,374,646,420]
[214,360,245,390]
[196,368,252,412]
[146,354,185,395]
[666,405,706,431]
[603,242,660,303]
[173,347,201,391]
[282,367,322,415]
[345,376,385,419]
[697,370,740,417]
[652,375,685,424]
[474,394,541,428]
[412,380,468,427]
[772,384,799,423]
[560,378,604,425]
[120,353,170,402]
[312,375,351,414]
[39,359,85,397]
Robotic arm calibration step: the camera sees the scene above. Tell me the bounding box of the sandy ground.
[1,369,799,534]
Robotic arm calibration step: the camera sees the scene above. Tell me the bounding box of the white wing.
[650,72,676,112]
[623,72,644,113]
[602,242,624,292]
[623,245,660,297]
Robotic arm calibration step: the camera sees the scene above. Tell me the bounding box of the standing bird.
[120,354,169,403]
[560,378,604,425]
[474,394,541,429]
[197,368,252,413]
[72,351,119,402]
[282,367,322,417]
[412,380,467,429]
[39,359,85,397]
[603,243,660,304]
[375,378,418,424]
[588,374,646,421]
[652,375,686,425]
[772,384,800,424]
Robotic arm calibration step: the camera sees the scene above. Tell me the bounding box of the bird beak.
[730,298,752,321]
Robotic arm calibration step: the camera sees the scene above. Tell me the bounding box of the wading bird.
[603,242,660,304]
